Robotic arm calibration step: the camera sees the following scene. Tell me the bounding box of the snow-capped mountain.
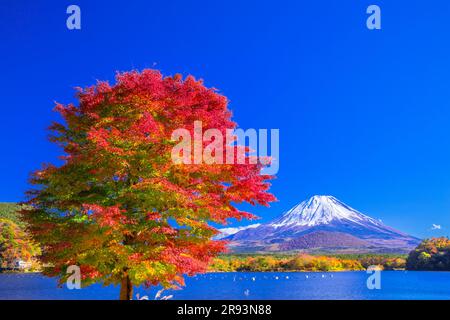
[222,195,420,253]
[270,195,383,228]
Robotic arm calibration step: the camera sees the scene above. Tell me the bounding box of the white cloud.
[215,224,261,239]
[431,224,442,230]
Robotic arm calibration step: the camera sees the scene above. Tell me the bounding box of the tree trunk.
[119,275,133,300]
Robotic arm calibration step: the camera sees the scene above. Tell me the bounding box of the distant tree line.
[209,253,407,272]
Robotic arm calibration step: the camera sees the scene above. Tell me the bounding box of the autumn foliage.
[0,218,40,270]
[210,254,364,272]
[209,254,407,272]
[22,70,275,299]
[407,237,450,271]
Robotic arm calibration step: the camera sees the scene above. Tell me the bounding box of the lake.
[0,271,449,300]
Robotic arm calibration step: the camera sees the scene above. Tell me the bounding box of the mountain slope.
[278,231,369,251]
[223,195,420,253]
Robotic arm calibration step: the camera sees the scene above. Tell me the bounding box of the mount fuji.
[221,195,421,253]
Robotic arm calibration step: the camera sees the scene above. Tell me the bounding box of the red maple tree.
[23,70,275,299]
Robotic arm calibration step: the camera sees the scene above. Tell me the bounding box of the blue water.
[0,271,449,300]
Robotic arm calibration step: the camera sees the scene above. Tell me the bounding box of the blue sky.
[1,0,450,238]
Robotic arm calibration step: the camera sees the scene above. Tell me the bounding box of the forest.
[406,237,450,271]
[0,203,40,270]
